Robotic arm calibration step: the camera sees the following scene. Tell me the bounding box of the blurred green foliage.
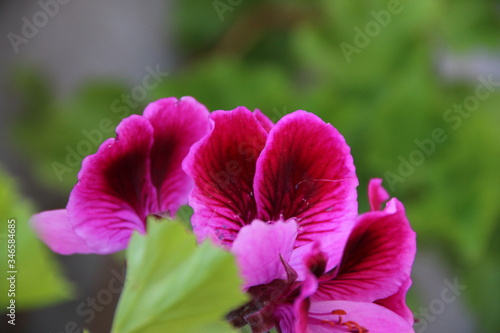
[0,168,72,309]
[9,0,500,330]
[12,67,129,190]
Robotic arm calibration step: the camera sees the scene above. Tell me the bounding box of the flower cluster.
[31,97,416,332]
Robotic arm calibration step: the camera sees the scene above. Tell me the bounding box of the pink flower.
[183,107,359,282]
[229,179,416,332]
[30,97,211,254]
[289,179,416,333]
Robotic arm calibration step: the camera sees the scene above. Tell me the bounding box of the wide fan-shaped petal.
[254,111,358,271]
[143,96,210,216]
[183,107,268,246]
[30,209,93,255]
[67,115,156,254]
[314,198,416,303]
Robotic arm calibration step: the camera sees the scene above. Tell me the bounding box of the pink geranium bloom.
[183,107,359,282]
[228,179,416,332]
[288,179,416,333]
[30,97,210,255]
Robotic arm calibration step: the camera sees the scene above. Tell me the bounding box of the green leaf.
[111,218,247,333]
[0,167,73,309]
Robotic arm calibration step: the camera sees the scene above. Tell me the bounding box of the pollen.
[320,309,369,332]
[344,320,368,332]
[331,309,347,316]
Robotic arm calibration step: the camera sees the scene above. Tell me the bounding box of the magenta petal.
[183,107,268,245]
[67,115,156,254]
[288,242,320,281]
[287,239,329,282]
[253,109,274,133]
[254,111,358,270]
[368,178,390,211]
[231,219,297,289]
[375,278,414,325]
[30,209,93,255]
[273,305,296,333]
[308,300,415,333]
[315,198,416,303]
[293,267,319,333]
[143,96,210,216]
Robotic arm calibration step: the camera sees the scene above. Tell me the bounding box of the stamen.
[320,320,336,327]
[319,309,369,332]
[331,309,345,325]
[331,309,347,315]
[344,320,368,332]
